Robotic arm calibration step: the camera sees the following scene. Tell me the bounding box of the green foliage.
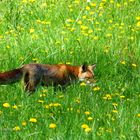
[0,0,140,139]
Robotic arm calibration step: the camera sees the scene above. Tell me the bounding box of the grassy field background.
[0,0,140,139]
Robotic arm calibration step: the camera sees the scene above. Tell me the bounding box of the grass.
[0,0,140,139]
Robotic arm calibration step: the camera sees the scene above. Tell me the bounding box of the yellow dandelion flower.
[77,20,82,25]
[53,103,61,107]
[136,16,140,21]
[103,94,112,100]
[49,123,57,129]
[136,21,140,27]
[120,61,126,65]
[29,118,37,123]
[12,105,18,109]
[85,127,92,132]
[137,114,140,117]
[45,105,49,109]
[112,103,118,106]
[112,110,118,113]
[3,103,10,108]
[38,100,44,103]
[90,2,96,7]
[120,95,125,99]
[22,121,27,126]
[86,6,90,10]
[13,126,21,131]
[93,86,100,91]
[85,111,91,115]
[87,117,93,121]
[82,15,87,19]
[132,63,137,67]
[81,124,89,129]
[80,82,86,86]
[29,28,35,33]
[6,45,10,49]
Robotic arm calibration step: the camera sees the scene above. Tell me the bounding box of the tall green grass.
[0,0,140,139]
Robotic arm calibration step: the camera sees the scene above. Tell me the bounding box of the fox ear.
[81,64,88,72]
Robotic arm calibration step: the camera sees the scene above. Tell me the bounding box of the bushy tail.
[0,68,23,84]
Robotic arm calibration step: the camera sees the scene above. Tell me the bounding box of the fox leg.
[24,72,40,92]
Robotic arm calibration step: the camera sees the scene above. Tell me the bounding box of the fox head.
[78,64,96,81]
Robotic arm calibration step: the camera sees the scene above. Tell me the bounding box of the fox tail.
[0,68,23,84]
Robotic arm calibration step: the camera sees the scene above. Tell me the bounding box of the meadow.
[0,0,140,139]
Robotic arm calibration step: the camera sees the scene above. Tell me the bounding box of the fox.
[0,63,96,93]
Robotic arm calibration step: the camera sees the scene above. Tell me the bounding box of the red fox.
[0,63,96,92]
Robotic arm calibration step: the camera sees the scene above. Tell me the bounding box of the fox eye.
[81,64,88,72]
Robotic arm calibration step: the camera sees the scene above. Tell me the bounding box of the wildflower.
[12,105,18,109]
[112,110,118,113]
[75,99,80,103]
[87,117,93,121]
[93,86,100,91]
[132,63,137,67]
[22,121,27,126]
[49,123,57,129]
[80,82,86,86]
[29,118,37,123]
[136,21,140,27]
[120,95,125,99]
[45,105,49,109]
[81,124,89,129]
[90,2,96,7]
[38,100,44,103]
[6,45,10,49]
[3,103,10,108]
[29,28,35,33]
[86,6,90,11]
[136,16,140,21]
[103,94,112,100]
[137,114,140,117]
[112,103,118,107]
[120,61,126,65]
[53,103,61,107]
[85,127,92,132]
[13,126,21,131]
[85,111,90,115]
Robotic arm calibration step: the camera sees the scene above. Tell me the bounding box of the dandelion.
[120,61,126,65]
[103,94,112,100]
[22,121,27,126]
[49,123,57,129]
[29,28,35,33]
[29,118,37,123]
[93,86,100,91]
[80,82,86,86]
[13,126,21,131]
[3,103,10,108]
[81,124,89,129]
[38,100,44,103]
[87,117,93,121]
[86,6,90,11]
[137,114,140,117]
[12,105,18,109]
[112,103,118,107]
[85,111,91,115]
[120,95,125,99]
[136,21,140,27]
[136,16,140,21]
[6,45,10,49]
[132,63,137,67]
[85,127,92,132]
[112,110,118,113]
